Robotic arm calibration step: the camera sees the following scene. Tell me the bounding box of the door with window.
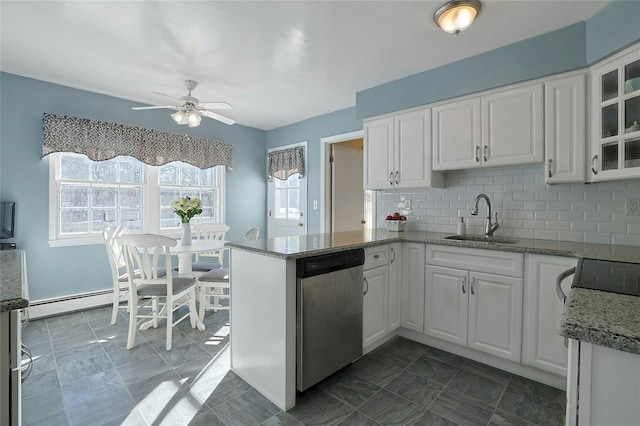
[267,144,307,238]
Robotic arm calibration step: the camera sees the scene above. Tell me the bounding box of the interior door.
[331,140,365,232]
[268,172,307,238]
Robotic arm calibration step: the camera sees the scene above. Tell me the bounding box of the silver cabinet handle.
[389,172,394,186]
[591,155,598,175]
[390,247,396,264]
[548,158,553,178]
[395,171,399,185]
[470,276,475,295]
[483,145,488,162]
[475,146,480,162]
[461,275,467,294]
[363,277,369,295]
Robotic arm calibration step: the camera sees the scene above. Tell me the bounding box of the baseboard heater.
[26,290,113,319]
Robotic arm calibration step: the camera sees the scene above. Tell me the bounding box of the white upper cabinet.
[482,83,544,167]
[432,98,482,170]
[364,109,443,190]
[433,82,543,171]
[589,44,640,182]
[544,73,587,183]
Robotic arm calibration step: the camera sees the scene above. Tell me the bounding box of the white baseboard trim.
[26,291,113,319]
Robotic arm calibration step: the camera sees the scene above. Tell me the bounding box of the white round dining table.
[172,239,228,276]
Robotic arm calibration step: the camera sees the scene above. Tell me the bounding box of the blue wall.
[266,107,362,234]
[0,72,266,300]
[586,0,640,64]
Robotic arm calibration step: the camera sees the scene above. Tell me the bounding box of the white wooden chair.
[119,233,202,351]
[244,227,260,240]
[176,223,230,276]
[103,226,167,325]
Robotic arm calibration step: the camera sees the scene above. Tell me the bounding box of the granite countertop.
[559,288,640,355]
[0,249,29,312]
[227,228,640,263]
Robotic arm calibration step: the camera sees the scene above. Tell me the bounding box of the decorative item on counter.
[171,196,203,245]
[385,212,407,232]
[457,211,466,236]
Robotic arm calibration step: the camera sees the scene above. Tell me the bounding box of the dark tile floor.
[21,306,566,425]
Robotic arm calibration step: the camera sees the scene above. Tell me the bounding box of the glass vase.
[181,222,192,245]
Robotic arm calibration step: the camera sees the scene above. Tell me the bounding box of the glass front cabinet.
[590,45,640,181]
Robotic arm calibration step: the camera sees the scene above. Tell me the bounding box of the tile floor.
[21,306,566,425]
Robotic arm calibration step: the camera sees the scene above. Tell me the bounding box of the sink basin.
[444,235,519,244]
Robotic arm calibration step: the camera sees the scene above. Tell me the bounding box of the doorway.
[321,131,375,234]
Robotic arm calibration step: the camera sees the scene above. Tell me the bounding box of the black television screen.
[1,202,15,239]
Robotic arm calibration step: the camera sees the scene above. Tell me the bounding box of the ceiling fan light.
[188,112,201,127]
[171,111,188,125]
[434,0,481,35]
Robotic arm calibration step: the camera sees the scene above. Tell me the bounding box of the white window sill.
[49,231,182,248]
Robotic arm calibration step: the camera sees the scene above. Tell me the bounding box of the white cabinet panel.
[425,265,468,345]
[468,272,523,362]
[432,97,482,171]
[524,254,578,376]
[545,74,586,183]
[482,83,544,167]
[388,243,402,332]
[401,243,425,332]
[363,266,388,348]
[364,117,394,189]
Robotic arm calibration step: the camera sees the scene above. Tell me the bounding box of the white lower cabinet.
[363,266,389,348]
[524,254,578,376]
[425,245,523,362]
[387,243,402,331]
[567,339,640,425]
[363,245,390,349]
[400,243,425,332]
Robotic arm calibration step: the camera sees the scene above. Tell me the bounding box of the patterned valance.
[42,113,233,169]
[267,146,305,180]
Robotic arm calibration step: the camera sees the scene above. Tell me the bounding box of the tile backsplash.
[377,165,640,247]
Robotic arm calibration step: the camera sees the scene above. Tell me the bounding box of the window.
[49,153,225,246]
[273,173,301,219]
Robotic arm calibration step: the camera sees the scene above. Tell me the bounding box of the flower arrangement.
[171,196,203,223]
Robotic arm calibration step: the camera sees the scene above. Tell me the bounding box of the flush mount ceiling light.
[433,0,481,35]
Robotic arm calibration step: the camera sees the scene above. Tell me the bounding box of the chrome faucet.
[471,193,500,237]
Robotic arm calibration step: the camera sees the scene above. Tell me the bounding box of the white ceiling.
[1,1,610,130]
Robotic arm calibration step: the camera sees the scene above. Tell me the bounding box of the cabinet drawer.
[426,245,523,278]
[364,246,389,271]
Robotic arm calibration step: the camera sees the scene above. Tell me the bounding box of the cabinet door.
[363,266,389,348]
[545,74,586,184]
[589,46,640,182]
[524,254,577,376]
[387,243,402,332]
[364,117,394,190]
[401,243,425,332]
[482,83,544,167]
[395,109,444,189]
[467,272,523,362]
[424,265,468,346]
[432,97,481,171]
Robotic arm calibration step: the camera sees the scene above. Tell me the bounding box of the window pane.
[121,209,142,229]
[61,209,89,233]
[289,188,300,217]
[180,163,198,185]
[274,178,287,188]
[92,160,117,182]
[119,158,143,183]
[61,186,89,207]
[119,187,143,208]
[60,154,90,180]
[92,209,115,231]
[199,168,215,187]
[93,186,117,208]
[275,189,287,218]
[289,173,299,187]
[159,163,179,185]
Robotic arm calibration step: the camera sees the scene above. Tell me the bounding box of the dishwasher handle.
[296,248,365,279]
[556,266,576,306]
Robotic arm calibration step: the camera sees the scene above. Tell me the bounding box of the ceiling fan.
[132,79,235,126]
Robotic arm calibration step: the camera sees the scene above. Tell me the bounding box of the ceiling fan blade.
[131,105,177,110]
[197,102,232,110]
[200,110,236,125]
[152,91,182,102]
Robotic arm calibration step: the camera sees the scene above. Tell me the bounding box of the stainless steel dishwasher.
[296,248,365,391]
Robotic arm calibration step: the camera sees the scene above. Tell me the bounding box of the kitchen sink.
[444,235,519,244]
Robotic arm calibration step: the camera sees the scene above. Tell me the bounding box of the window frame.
[48,153,225,247]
